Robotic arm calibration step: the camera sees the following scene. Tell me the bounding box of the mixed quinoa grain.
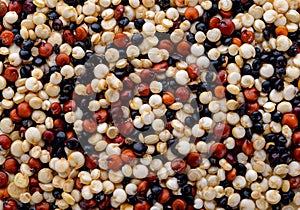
[0,0,298,209]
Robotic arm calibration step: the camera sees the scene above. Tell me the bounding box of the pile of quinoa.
[0,0,299,209]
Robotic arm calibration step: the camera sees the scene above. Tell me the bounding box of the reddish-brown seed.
[17,102,33,118]
[137,181,148,195]
[113,33,129,48]
[28,158,42,172]
[275,25,288,36]
[8,1,22,13]
[0,2,7,17]
[66,131,75,139]
[50,102,62,115]
[218,19,235,36]
[75,177,83,190]
[152,62,168,73]
[82,119,97,133]
[282,113,298,129]
[171,158,187,174]
[217,70,228,84]
[113,134,125,145]
[209,17,221,28]
[98,196,110,209]
[187,152,202,167]
[241,30,255,43]
[246,102,259,114]
[82,200,97,208]
[114,4,124,20]
[158,39,174,52]
[53,118,64,131]
[39,42,53,57]
[93,109,108,124]
[176,41,191,56]
[0,135,12,150]
[9,109,22,123]
[163,92,175,106]
[107,154,123,171]
[227,168,237,181]
[172,199,187,210]
[225,153,236,165]
[232,37,242,46]
[158,189,170,204]
[186,63,200,79]
[147,172,157,184]
[63,100,77,112]
[110,106,123,120]
[123,76,135,88]
[175,87,190,103]
[140,69,155,82]
[209,142,227,159]
[138,83,150,96]
[289,176,300,189]
[184,7,199,21]
[214,86,226,99]
[3,158,18,174]
[85,155,98,169]
[1,31,14,45]
[244,88,259,102]
[0,188,9,200]
[118,121,134,136]
[134,201,150,210]
[121,149,136,163]
[293,148,300,161]
[294,106,300,119]
[63,30,75,45]
[30,186,42,194]
[29,177,39,186]
[213,123,231,139]
[219,10,232,18]
[74,26,87,41]
[3,200,17,210]
[292,131,300,146]
[242,140,254,156]
[35,201,50,210]
[3,67,18,83]
[86,83,94,96]
[0,171,7,188]
[55,53,71,66]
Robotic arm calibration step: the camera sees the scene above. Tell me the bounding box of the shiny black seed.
[118,17,130,28]
[32,56,45,66]
[94,192,105,203]
[47,11,59,19]
[177,174,188,186]
[65,138,79,150]
[241,63,252,75]
[252,123,264,134]
[91,22,102,32]
[133,142,148,156]
[287,45,298,57]
[131,33,144,45]
[52,188,63,199]
[195,22,207,33]
[181,184,192,195]
[151,185,162,195]
[19,49,31,60]
[186,33,196,44]
[261,81,272,93]
[134,18,145,30]
[274,79,284,91]
[23,39,34,50]
[250,111,262,122]
[271,112,282,123]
